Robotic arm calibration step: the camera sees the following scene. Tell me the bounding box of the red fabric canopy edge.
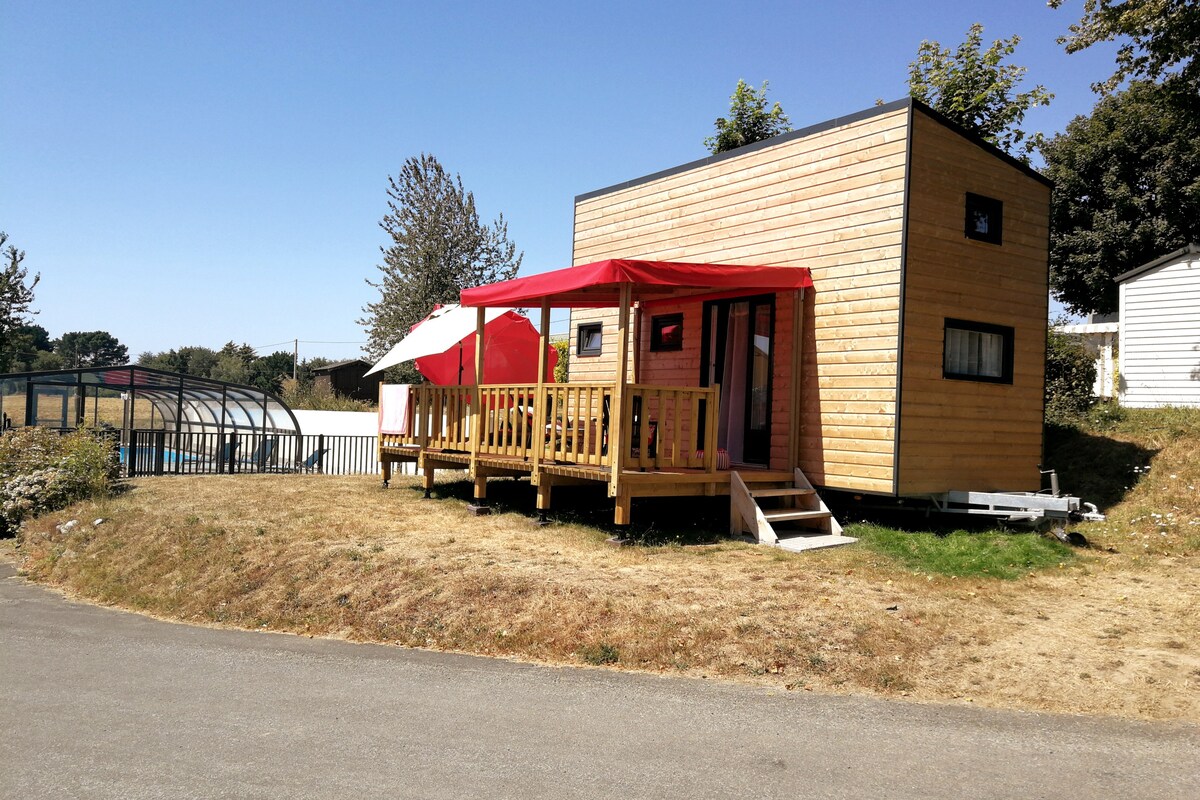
[460,259,813,308]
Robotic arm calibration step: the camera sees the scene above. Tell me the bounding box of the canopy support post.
[469,307,486,501]
[609,283,632,503]
[632,303,642,384]
[531,298,551,485]
[788,288,804,469]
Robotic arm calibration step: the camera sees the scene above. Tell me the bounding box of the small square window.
[577,323,602,357]
[943,318,1014,384]
[965,192,1003,245]
[650,313,683,352]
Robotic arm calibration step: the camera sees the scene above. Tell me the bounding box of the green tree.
[0,231,39,371]
[907,23,1053,160]
[1041,80,1200,315]
[247,351,294,393]
[1051,0,1200,94]
[54,331,129,368]
[359,154,522,380]
[705,80,792,155]
[2,324,52,372]
[1045,325,1098,425]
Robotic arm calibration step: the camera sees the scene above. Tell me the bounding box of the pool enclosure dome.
[0,365,302,437]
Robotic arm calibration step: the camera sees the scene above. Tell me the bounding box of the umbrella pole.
[458,341,464,385]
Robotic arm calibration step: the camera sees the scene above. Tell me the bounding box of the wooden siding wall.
[896,110,1050,495]
[571,108,909,493]
[1119,254,1200,408]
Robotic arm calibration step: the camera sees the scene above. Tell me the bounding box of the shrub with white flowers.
[0,427,120,536]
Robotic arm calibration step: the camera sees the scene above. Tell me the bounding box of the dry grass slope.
[14,451,1199,720]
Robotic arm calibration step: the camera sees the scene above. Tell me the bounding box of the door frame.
[698,294,776,466]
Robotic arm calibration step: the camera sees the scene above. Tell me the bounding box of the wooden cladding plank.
[576,112,909,222]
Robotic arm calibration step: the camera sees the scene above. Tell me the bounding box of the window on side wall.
[965,192,1003,245]
[577,323,603,357]
[649,313,683,352]
[943,318,1014,384]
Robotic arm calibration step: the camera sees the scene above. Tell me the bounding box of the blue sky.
[2,1,1116,362]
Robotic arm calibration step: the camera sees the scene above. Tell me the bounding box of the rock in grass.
[56,520,79,534]
[92,518,108,527]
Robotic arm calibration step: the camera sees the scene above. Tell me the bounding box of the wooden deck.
[376,382,795,523]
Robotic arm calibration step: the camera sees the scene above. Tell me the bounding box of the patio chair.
[242,437,278,471]
[296,447,329,473]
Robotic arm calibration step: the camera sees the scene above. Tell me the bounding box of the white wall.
[1119,252,1200,408]
[291,410,378,437]
[1056,322,1119,399]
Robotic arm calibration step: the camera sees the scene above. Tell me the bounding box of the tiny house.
[378,98,1052,536]
[569,97,1050,498]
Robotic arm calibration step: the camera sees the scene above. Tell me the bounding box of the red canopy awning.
[460,259,813,309]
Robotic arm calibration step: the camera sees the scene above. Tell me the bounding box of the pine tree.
[359,155,521,378]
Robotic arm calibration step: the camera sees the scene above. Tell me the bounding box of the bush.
[553,339,569,383]
[1045,327,1097,425]
[279,378,375,412]
[0,427,120,536]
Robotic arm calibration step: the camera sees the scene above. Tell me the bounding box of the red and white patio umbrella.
[364,304,557,385]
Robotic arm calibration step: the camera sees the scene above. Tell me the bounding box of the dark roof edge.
[1114,243,1200,283]
[908,100,1053,189]
[312,359,370,371]
[574,96,1054,204]
[575,98,913,203]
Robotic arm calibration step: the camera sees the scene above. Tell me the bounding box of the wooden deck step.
[730,468,846,552]
[749,487,816,498]
[763,509,832,523]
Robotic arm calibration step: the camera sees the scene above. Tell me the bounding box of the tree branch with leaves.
[1051,0,1200,94]
[705,80,792,155]
[908,23,1053,161]
[0,231,40,372]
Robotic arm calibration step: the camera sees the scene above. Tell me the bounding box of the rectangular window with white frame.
[943,318,1014,384]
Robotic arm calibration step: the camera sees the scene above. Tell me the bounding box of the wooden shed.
[570,97,1051,498]
[312,359,379,403]
[1117,243,1200,408]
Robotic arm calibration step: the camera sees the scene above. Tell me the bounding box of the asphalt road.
[2,563,1196,799]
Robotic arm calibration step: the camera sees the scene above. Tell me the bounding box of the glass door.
[700,295,774,465]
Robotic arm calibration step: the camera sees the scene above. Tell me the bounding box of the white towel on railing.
[379,384,410,435]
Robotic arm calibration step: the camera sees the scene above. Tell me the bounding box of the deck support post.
[422,463,435,498]
[614,486,632,526]
[609,283,632,499]
[531,298,550,485]
[469,306,486,493]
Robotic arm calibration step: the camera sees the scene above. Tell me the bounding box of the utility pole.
[293,338,298,380]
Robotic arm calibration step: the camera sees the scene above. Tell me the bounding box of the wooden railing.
[621,384,719,471]
[476,384,537,458]
[378,381,721,474]
[538,383,613,467]
[381,384,473,452]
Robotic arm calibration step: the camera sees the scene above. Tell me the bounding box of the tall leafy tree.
[359,154,522,377]
[0,231,39,371]
[55,331,129,368]
[1051,0,1200,94]
[907,23,1053,160]
[705,80,792,154]
[1042,80,1200,315]
[2,324,52,372]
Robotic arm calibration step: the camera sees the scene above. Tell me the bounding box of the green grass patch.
[849,523,1074,579]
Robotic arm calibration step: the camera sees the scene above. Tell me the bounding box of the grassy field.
[11,407,1199,721]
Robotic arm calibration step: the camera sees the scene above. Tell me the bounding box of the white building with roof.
[1116,244,1200,408]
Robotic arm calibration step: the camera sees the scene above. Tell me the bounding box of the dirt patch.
[12,474,1198,721]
